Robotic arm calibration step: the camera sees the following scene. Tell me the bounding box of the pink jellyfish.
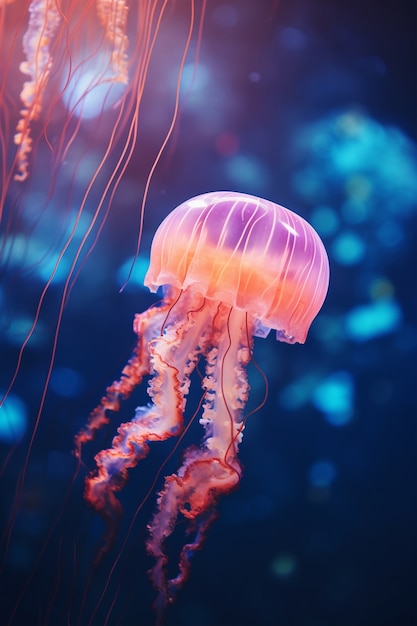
[75,190,329,617]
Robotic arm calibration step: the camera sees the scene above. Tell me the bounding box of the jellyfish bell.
[145,191,330,343]
[76,190,329,619]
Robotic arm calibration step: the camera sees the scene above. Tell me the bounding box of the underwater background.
[1,0,416,625]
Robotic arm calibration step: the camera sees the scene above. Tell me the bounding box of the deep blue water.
[1,1,416,625]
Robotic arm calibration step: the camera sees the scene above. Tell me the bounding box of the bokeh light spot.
[376,219,404,248]
[312,371,354,426]
[180,62,210,104]
[341,198,370,224]
[345,174,373,202]
[292,166,324,199]
[0,234,70,284]
[344,298,402,342]
[61,52,127,120]
[271,553,297,579]
[277,27,308,52]
[0,393,28,443]
[308,460,338,488]
[279,373,320,411]
[369,277,395,299]
[3,316,47,348]
[224,154,270,191]
[117,256,150,291]
[310,205,340,237]
[331,232,365,265]
[248,71,261,82]
[50,367,85,398]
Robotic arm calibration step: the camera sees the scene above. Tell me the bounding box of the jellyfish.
[76,190,330,616]
[3,0,201,183]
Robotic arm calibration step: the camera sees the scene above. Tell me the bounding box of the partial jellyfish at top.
[0,0,207,381]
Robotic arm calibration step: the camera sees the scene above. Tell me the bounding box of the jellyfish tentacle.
[14,0,61,181]
[74,300,173,455]
[147,305,254,609]
[96,0,129,84]
[82,290,215,550]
